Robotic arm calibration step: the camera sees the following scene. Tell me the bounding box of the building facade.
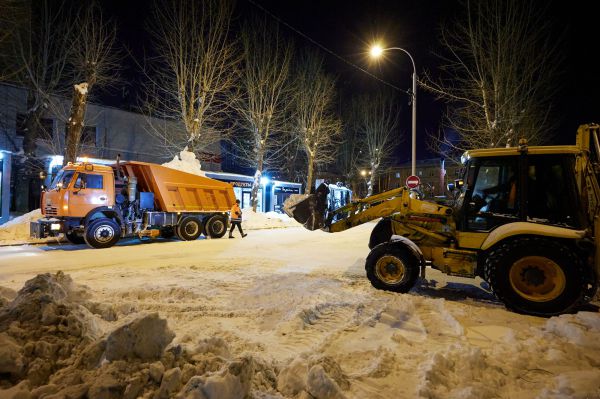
[379,158,463,196]
[0,83,221,214]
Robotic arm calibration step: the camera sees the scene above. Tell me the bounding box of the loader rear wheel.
[177,217,202,241]
[365,242,420,293]
[84,218,121,249]
[485,238,585,316]
[66,230,85,245]
[205,215,227,238]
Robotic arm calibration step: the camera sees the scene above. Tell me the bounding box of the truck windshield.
[50,170,75,189]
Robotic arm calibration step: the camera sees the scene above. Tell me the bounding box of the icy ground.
[1,224,599,398]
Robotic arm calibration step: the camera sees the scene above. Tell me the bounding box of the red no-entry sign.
[406,175,420,188]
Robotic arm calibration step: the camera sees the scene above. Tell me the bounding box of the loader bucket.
[283,184,330,230]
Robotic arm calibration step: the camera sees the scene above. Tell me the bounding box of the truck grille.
[45,206,58,215]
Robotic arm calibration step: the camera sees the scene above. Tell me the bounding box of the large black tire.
[368,218,393,249]
[205,215,228,239]
[84,218,121,249]
[66,230,85,245]
[365,242,420,293]
[485,238,586,316]
[177,217,203,241]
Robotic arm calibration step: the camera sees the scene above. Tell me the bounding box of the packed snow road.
[1,224,599,398]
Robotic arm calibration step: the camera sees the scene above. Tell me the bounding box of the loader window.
[526,155,582,228]
[466,157,519,231]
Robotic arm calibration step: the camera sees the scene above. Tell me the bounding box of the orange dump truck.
[31,160,236,248]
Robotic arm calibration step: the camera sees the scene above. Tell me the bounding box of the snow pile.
[0,209,61,245]
[242,207,300,230]
[0,273,354,399]
[162,149,206,177]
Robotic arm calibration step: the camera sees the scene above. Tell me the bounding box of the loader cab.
[456,150,584,232]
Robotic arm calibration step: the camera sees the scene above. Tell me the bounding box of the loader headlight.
[50,223,61,231]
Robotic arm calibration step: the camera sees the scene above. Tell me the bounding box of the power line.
[245,0,410,96]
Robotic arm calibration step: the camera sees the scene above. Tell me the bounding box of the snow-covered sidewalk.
[0,224,599,398]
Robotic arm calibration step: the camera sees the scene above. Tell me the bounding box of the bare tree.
[9,0,74,157]
[0,0,25,81]
[423,0,563,156]
[234,16,293,211]
[64,2,119,164]
[144,0,238,156]
[292,51,341,192]
[353,92,400,196]
[336,122,363,195]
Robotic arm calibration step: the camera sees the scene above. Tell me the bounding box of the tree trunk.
[367,164,378,197]
[64,83,89,165]
[306,156,315,194]
[250,156,264,212]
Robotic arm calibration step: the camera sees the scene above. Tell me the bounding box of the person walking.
[229,199,247,238]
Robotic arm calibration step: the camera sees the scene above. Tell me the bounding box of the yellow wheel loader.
[285,124,600,317]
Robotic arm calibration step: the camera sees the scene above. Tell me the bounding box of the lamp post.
[370,45,417,176]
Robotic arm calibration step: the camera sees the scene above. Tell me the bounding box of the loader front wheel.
[485,238,585,316]
[84,218,121,249]
[365,243,420,293]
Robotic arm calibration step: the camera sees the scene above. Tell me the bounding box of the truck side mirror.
[447,182,455,192]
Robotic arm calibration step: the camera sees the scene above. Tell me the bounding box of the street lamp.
[369,44,417,176]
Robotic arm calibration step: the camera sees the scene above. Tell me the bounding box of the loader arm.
[285,184,455,235]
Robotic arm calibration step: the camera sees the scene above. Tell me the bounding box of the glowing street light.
[369,43,417,176]
[369,44,384,58]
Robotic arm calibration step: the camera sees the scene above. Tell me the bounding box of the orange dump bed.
[120,161,235,213]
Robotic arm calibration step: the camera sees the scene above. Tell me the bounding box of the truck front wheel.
[485,238,585,316]
[205,215,227,238]
[365,242,420,293]
[84,218,121,249]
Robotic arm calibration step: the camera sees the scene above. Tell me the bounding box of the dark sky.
[102,0,600,163]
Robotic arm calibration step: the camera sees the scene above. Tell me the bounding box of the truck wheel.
[66,230,85,245]
[177,217,202,241]
[368,218,393,249]
[365,242,420,293]
[485,238,585,316]
[205,215,227,238]
[84,218,121,249]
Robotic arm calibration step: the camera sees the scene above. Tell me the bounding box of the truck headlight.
[50,223,61,231]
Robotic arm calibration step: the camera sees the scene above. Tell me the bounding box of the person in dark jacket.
[229,199,247,238]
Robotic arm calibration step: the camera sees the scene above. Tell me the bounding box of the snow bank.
[242,207,300,230]
[0,209,61,245]
[0,273,352,399]
[162,149,206,177]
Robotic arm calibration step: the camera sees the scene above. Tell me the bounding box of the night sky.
[101,0,600,164]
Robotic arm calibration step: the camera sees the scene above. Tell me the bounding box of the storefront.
[204,172,302,213]
[0,151,11,225]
